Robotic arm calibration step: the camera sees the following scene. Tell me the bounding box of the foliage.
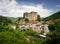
[54,20,60,35]
[0,26,28,44]
[25,18,29,23]
[0,16,12,26]
[0,25,45,44]
[7,17,18,23]
[48,24,55,31]
[37,15,41,21]
[17,17,22,21]
[25,30,38,36]
[45,20,60,44]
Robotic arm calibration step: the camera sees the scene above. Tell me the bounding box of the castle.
[23,12,38,21]
[14,12,50,35]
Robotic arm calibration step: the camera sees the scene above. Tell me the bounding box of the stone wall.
[24,12,37,21]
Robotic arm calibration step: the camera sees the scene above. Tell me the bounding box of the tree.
[45,20,60,44]
[48,24,55,32]
[18,17,22,21]
[25,18,29,23]
[54,20,60,35]
[37,15,41,21]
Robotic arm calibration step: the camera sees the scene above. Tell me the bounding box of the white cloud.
[0,0,54,17]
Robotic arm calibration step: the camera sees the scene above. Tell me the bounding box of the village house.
[18,21,49,35]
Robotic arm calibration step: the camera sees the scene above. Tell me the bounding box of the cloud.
[0,0,54,17]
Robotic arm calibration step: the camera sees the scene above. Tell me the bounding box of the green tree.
[54,20,60,35]
[18,17,22,21]
[45,20,60,44]
[25,18,29,23]
[48,24,55,32]
[37,15,41,21]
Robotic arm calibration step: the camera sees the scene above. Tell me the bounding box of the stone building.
[15,12,50,35]
[23,12,38,21]
[18,21,49,35]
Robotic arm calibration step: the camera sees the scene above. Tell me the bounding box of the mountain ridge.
[43,11,60,21]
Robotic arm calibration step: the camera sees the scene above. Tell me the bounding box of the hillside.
[43,11,60,21]
[7,17,18,23]
[0,16,12,26]
[0,15,19,23]
[0,25,45,44]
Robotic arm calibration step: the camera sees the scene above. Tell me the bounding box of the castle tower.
[23,12,37,21]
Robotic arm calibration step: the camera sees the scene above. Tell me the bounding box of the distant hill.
[0,16,12,26]
[7,17,18,23]
[43,11,60,21]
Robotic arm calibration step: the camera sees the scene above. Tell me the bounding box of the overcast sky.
[0,0,60,17]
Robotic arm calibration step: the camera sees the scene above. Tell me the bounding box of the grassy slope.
[0,25,44,44]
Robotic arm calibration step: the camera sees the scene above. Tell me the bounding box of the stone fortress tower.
[23,12,38,21]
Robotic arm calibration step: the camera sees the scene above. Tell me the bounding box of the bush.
[48,24,55,31]
[0,26,28,44]
[25,18,29,23]
[25,30,37,36]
